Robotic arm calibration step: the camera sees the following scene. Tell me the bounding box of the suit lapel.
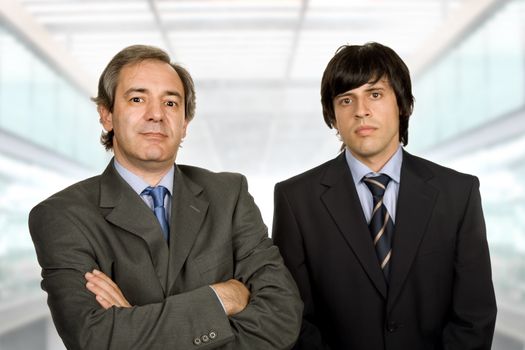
[387,151,438,311]
[167,166,209,294]
[321,154,388,299]
[99,161,170,294]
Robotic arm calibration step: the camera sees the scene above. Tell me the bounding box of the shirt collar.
[113,158,174,196]
[344,144,403,184]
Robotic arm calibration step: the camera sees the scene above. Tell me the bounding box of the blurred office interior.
[0,0,524,348]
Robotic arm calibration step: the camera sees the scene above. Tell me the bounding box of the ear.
[98,105,113,132]
[181,117,190,139]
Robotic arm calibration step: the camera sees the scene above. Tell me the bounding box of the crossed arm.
[85,269,250,316]
[30,174,302,349]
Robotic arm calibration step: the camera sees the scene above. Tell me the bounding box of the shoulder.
[276,154,342,192]
[176,165,256,211]
[405,152,476,181]
[403,152,479,195]
[177,164,246,194]
[33,175,100,213]
[38,175,101,207]
[29,174,102,221]
[178,164,244,183]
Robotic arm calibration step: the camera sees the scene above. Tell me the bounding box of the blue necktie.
[363,174,394,281]
[142,186,170,242]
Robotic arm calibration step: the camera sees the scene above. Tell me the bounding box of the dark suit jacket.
[273,151,496,350]
[29,160,302,349]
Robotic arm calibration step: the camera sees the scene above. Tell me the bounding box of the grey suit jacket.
[29,160,302,349]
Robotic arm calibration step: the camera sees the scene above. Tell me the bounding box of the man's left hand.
[85,269,132,309]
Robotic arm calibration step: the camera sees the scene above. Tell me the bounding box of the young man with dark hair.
[273,42,496,350]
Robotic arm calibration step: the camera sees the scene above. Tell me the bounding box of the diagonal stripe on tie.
[373,211,390,244]
[364,174,395,282]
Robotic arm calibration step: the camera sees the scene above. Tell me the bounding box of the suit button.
[201,334,210,343]
[209,331,217,339]
[387,322,398,332]
[193,337,201,345]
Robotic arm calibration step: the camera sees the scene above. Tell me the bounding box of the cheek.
[112,119,126,136]
[387,113,400,132]
[335,115,356,134]
[113,120,137,142]
[171,114,188,133]
[333,111,348,131]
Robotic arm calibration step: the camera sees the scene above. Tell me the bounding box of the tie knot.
[363,174,391,197]
[142,186,169,208]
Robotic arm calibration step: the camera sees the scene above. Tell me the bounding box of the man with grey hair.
[29,45,302,349]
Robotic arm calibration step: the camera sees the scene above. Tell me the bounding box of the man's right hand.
[211,279,250,316]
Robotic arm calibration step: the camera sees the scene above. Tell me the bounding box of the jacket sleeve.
[29,175,303,350]
[442,177,497,350]
[272,182,333,350]
[225,175,303,349]
[29,202,234,350]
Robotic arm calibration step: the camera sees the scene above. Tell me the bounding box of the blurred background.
[0,0,524,348]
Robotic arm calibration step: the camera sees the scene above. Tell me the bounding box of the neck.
[351,145,399,173]
[363,157,391,173]
[114,155,173,186]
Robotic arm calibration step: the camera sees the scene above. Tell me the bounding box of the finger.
[86,281,121,307]
[87,275,119,298]
[86,272,131,307]
[91,272,129,304]
[91,275,128,305]
[92,270,120,290]
[95,295,113,310]
[86,270,119,296]
[85,271,131,308]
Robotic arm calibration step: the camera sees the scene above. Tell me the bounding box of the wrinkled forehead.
[116,59,183,94]
[119,59,177,80]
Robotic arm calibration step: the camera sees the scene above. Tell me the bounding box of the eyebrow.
[365,86,385,92]
[367,79,389,89]
[335,81,387,97]
[124,87,183,98]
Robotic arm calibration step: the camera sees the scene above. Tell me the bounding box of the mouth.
[140,132,167,138]
[355,125,377,136]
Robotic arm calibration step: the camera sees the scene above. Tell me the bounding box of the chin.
[146,155,174,163]
[141,149,169,161]
[141,141,179,159]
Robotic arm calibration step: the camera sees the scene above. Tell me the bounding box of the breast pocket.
[194,241,234,284]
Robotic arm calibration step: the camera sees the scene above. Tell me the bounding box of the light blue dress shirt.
[344,145,403,223]
[113,158,173,223]
[113,158,227,312]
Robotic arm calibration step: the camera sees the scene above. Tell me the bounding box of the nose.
[354,98,371,119]
[146,101,164,121]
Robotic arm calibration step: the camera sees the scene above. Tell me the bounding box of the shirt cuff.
[209,285,227,314]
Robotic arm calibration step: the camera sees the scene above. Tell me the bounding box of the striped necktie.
[363,174,394,281]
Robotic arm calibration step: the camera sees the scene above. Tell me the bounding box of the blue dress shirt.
[344,145,403,223]
[113,158,227,312]
[113,158,174,223]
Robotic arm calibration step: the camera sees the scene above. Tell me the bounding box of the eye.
[130,97,143,103]
[371,92,381,99]
[165,101,177,107]
[340,97,352,105]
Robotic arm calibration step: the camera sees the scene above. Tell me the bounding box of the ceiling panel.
[15,0,473,180]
